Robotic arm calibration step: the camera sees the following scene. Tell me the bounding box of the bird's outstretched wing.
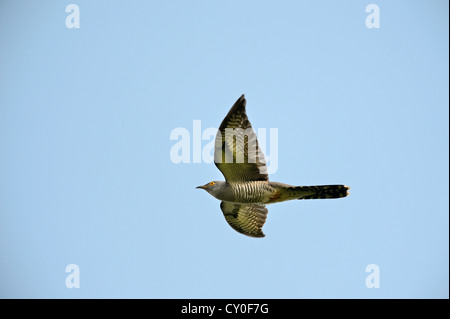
[214,94,268,182]
[220,201,268,238]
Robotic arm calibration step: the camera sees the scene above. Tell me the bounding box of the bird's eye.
[209,182,215,186]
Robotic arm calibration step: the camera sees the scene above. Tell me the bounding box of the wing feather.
[214,95,268,182]
[220,201,268,238]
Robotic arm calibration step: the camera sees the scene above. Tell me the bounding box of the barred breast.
[229,181,274,204]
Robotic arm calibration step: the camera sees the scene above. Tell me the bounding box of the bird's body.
[197,94,350,237]
[207,181,273,204]
[202,180,349,204]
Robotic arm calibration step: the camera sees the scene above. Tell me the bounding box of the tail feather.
[286,185,350,200]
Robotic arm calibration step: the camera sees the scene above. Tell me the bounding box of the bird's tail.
[287,185,350,200]
[267,183,350,203]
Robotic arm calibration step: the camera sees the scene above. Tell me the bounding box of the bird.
[196,94,350,238]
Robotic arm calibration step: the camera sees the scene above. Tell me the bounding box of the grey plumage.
[197,94,350,238]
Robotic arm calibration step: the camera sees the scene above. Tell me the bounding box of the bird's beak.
[196,185,206,189]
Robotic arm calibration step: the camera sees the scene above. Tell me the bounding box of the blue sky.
[0,0,448,298]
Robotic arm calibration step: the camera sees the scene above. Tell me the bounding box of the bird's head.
[196,181,224,194]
